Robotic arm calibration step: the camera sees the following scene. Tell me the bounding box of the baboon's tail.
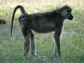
[11,5,26,38]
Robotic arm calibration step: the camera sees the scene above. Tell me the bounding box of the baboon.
[11,5,73,58]
[0,19,6,24]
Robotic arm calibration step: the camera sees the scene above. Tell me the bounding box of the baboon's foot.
[24,53,29,58]
[54,54,57,57]
[54,54,61,59]
[32,54,46,58]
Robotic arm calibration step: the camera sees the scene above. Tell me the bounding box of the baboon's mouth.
[69,16,73,20]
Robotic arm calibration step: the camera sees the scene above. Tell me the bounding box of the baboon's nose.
[69,16,73,20]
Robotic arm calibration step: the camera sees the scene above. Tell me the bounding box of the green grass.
[0,0,84,63]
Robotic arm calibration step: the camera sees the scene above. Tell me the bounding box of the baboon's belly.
[31,20,55,33]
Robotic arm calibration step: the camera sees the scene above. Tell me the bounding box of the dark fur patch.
[0,19,6,24]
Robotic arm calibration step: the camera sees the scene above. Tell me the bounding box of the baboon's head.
[60,5,73,20]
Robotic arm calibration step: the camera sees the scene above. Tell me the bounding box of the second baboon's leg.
[22,28,31,56]
[31,33,36,56]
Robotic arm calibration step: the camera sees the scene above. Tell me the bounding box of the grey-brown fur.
[11,5,73,58]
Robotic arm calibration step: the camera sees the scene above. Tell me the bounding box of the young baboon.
[11,5,73,58]
[0,19,6,24]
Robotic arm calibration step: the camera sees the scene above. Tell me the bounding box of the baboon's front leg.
[54,36,61,57]
[54,28,62,58]
[31,33,36,56]
[22,28,31,56]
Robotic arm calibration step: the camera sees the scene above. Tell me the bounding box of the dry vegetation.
[0,0,84,8]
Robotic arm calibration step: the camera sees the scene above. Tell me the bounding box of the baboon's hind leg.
[31,33,36,56]
[31,32,46,58]
[22,28,31,56]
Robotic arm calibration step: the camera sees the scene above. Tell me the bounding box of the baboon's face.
[61,8,73,20]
